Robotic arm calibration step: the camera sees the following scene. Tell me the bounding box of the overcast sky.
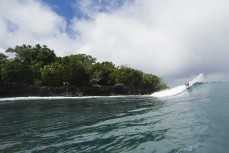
[1,0,229,86]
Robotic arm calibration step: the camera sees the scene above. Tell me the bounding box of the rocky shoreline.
[0,82,153,98]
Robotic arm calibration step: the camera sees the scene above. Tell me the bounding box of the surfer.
[185,83,189,89]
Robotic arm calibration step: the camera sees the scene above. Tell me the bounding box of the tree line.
[0,44,168,92]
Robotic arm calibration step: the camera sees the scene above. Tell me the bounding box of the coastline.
[0,81,153,98]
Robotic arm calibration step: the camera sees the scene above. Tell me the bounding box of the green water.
[1,82,229,152]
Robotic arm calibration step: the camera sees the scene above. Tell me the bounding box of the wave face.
[0,82,229,152]
[150,73,204,98]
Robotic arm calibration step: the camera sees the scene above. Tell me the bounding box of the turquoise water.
[1,82,229,152]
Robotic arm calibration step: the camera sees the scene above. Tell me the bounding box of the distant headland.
[0,44,168,97]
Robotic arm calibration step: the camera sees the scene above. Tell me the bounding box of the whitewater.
[1,74,229,152]
[150,73,204,98]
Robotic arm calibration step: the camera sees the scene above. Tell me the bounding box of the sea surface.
[1,82,229,153]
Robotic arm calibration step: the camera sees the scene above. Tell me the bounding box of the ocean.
[0,82,229,153]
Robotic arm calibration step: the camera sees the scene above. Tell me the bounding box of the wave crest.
[150,73,205,98]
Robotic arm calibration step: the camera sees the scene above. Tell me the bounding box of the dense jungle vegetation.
[0,44,168,92]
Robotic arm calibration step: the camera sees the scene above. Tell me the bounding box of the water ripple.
[1,88,229,152]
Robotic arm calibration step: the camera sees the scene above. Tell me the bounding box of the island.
[0,44,168,97]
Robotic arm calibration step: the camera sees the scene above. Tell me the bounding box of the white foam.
[0,96,81,101]
[0,95,132,102]
[150,73,204,98]
[188,73,204,86]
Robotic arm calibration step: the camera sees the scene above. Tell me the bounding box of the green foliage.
[40,61,67,86]
[91,62,116,86]
[0,53,7,62]
[0,53,7,81]
[142,74,160,91]
[40,54,95,87]
[1,59,33,84]
[114,66,143,88]
[61,54,95,86]
[1,44,168,92]
[5,44,57,85]
[6,44,56,65]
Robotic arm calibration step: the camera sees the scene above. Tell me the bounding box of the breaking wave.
[150,73,204,98]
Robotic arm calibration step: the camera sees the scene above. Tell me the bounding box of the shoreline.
[0,81,153,98]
